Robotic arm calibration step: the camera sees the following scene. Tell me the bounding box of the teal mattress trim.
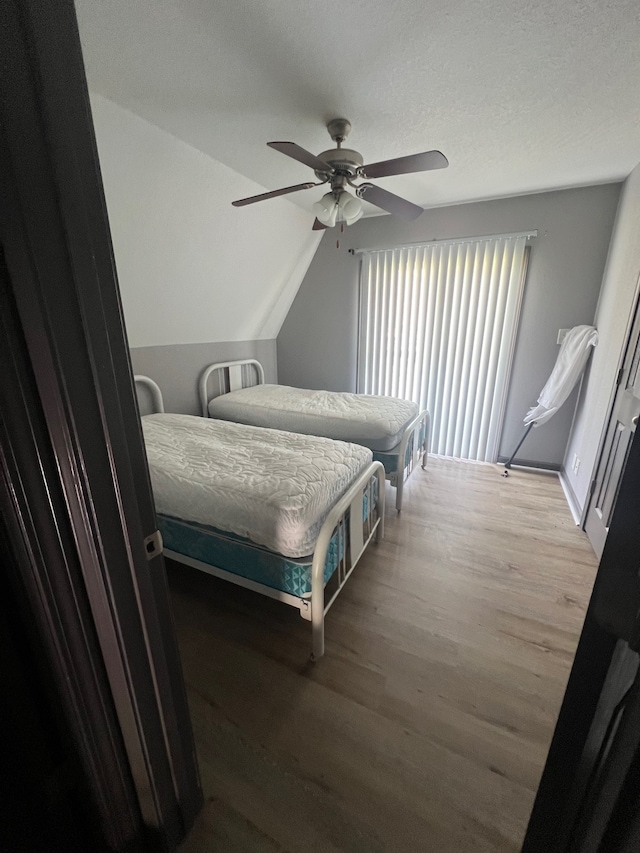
[159,488,375,599]
[372,450,397,476]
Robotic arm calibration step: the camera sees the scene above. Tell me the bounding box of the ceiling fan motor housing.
[314,148,364,180]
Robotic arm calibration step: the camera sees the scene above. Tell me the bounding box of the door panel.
[523,426,640,852]
[586,291,640,557]
[0,0,202,846]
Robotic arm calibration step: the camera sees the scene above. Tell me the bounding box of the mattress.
[373,417,430,474]
[141,414,372,558]
[207,384,419,451]
[158,479,377,597]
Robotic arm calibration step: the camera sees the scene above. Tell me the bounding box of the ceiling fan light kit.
[338,190,364,225]
[232,118,448,229]
[313,188,363,228]
[312,192,338,228]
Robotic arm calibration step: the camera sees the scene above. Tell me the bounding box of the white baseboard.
[559,468,583,526]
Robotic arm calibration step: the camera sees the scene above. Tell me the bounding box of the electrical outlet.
[573,454,581,475]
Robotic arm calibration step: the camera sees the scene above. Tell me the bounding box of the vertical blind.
[357,234,530,462]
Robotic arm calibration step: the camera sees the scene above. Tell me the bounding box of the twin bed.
[137,363,429,659]
[200,359,430,512]
[137,376,385,659]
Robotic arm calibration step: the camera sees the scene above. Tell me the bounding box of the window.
[357,234,530,462]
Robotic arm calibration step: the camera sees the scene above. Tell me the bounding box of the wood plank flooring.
[173,458,598,853]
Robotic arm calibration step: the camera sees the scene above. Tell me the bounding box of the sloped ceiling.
[91,95,321,346]
[77,0,640,215]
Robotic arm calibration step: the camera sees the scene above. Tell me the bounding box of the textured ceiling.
[76,0,640,216]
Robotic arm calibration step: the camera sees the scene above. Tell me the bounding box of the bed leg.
[376,469,385,541]
[421,413,431,470]
[395,474,404,513]
[310,547,326,661]
[310,620,324,662]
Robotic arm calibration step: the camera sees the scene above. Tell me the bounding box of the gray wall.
[278,184,620,468]
[131,339,277,415]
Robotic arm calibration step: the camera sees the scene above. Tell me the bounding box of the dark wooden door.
[523,423,640,852]
[0,0,202,848]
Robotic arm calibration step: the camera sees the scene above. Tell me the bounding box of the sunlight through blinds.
[357,235,529,462]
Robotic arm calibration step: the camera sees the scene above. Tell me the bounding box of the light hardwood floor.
[173,458,598,853]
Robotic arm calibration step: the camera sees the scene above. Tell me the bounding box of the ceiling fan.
[232,118,448,230]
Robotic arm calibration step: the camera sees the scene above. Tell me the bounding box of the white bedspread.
[207,384,418,451]
[142,414,372,558]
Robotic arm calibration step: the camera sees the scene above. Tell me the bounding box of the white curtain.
[357,235,529,462]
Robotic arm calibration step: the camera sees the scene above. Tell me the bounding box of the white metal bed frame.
[135,374,385,660]
[199,359,430,512]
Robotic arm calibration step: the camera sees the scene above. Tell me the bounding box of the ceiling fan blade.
[360,150,448,179]
[267,141,333,174]
[312,218,329,231]
[232,182,315,207]
[358,184,423,220]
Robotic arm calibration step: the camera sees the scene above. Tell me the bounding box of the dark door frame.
[523,425,640,852]
[0,1,201,849]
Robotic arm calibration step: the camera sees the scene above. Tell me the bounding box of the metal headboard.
[199,359,265,418]
[134,375,165,415]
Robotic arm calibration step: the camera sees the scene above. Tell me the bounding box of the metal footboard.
[307,461,385,660]
[392,409,430,512]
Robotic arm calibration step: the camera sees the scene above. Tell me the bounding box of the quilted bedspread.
[141,414,372,558]
[207,384,418,451]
